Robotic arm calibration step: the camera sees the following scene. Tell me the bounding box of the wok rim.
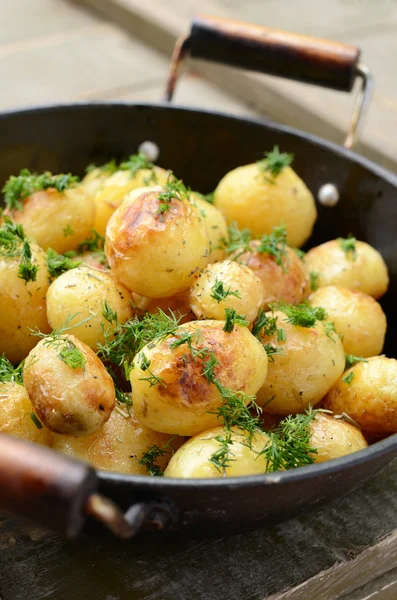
[2,101,397,488]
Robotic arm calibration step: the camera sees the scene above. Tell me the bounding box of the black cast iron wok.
[1,15,397,539]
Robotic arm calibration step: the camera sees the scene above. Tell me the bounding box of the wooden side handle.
[0,434,97,538]
[189,14,360,92]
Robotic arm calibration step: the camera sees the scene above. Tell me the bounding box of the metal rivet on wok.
[318,183,340,207]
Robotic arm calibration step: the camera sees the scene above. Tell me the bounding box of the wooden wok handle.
[189,14,360,92]
[0,434,161,539]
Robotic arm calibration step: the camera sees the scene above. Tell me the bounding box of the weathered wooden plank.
[341,567,397,600]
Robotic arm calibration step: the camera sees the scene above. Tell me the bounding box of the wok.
[1,15,397,539]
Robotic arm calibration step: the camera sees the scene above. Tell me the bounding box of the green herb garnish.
[101,300,118,326]
[342,371,355,385]
[59,339,87,369]
[138,436,177,476]
[119,152,155,179]
[30,413,43,430]
[0,355,24,385]
[46,248,82,280]
[309,271,320,292]
[257,224,288,271]
[157,175,188,215]
[338,235,357,260]
[272,301,327,328]
[3,169,79,211]
[221,222,252,259]
[223,308,249,333]
[257,146,294,183]
[18,238,38,283]
[210,278,241,303]
[345,354,368,369]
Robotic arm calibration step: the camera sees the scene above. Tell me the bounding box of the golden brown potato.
[81,166,113,200]
[131,320,268,436]
[309,286,386,357]
[233,241,309,308]
[93,167,170,235]
[23,335,115,436]
[46,265,134,350]
[189,260,265,323]
[213,162,317,247]
[0,241,50,363]
[310,412,368,463]
[8,187,95,253]
[165,426,269,478]
[105,187,210,298]
[324,357,397,436]
[51,407,183,475]
[0,381,50,445]
[189,193,228,263]
[257,310,345,415]
[305,239,389,299]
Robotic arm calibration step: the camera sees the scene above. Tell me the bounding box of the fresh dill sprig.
[0,355,24,385]
[293,248,306,261]
[97,310,182,379]
[309,271,320,292]
[157,175,188,215]
[137,351,166,388]
[223,308,249,333]
[119,152,155,179]
[342,371,355,385]
[338,234,357,261]
[345,354,368,369]
[18,238,38,283]
[46,248,82,280]
[3,169,79,211]
[252,310,279,338]
[101,300,118,326]
[257,146,294,183]
[257,224,289,271]
[138,436,177,476]
[271,301,327,328]
[263,343,285,363]
[259,408,318,472]
[210,278,241,303]
[59,339,87,369]
[221,222,252,259]
[115,387,133,407]
[77,230,105,253]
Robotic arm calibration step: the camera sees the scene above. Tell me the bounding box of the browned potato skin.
[0,242,51,363]
[310,413,367,463]
[46,265,134,350]
[80,250,109,271]
[305,240,389,299]
[7,187,95,253]
[131,320,268,436]
[257,311,345,415]
[233,242,309,308]
[0,382,50,445]
[324,357,397,436]
[51,408,183,475]
[105,189,210,298]
[309,286,386,357]
[23,335,115,436]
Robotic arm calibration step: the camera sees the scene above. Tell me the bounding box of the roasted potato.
[310,412,368,463]
[305,239,389,299]
[8,187,95,254]
[51,407,183,474]
[309,286,386,357]
[257,310,345,415]
[165,426,269,478]
[189,260,265,323]
[0,239,50,363]
[23,335,115,436]
[233,241,309,308]
[0,381,50,445]
[189,193,228,263]
[213,160,317,247]
[130,320,268,436]
[105,187,210,298]
[324,357,397,437]
[81,166,113,200]
[46,265,134,350]
[93,166,170,235]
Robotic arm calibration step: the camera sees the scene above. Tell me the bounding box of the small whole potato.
[0,240,51,363]
[81,166,114,200]
[165,426,270,478]
[8,187,95,254]
[51,407,183,475]
[105,187,210,298]
[324,357,397,437]
[23,334,115,436]
[93,166,170,235]
[131,320,268,436]
[46,265,134,349]
[257,310,345,415]
[189,193,228,263]
[213,160,317,247]
[233,241,309,308]
[309,286,386,357]
[305,239,389,299]
[0,381,50,445]
[189,260,265,323]
[310,412,368,463]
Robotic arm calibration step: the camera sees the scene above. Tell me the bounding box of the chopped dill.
[210,278,241,303]
[272,301,327,328]
[338,234,357,260]
[223,308,249,333]
[309,271,320,292]
[18,238,38,283]
[46,248,82,280]
[30,413,43,430]
[119,152,155,179]
[257,146,294,183]
[101,300,118,326]
[251,310,279,338]
[257,224,288,271]
[85,159,118,175]
[345,354,368,369]
[221,222,252,259]
[59,339,87,369]
[138,436,177,476]
[3,169,79,211]
[63,225,75,237]
[341,371,355,385]
[0,218,37,283]
[293,248,306,261]
[77,230,105,253]
[157,175,188,215]
[0,355,24,385]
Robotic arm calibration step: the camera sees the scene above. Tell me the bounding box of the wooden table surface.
[1,1,397,598]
